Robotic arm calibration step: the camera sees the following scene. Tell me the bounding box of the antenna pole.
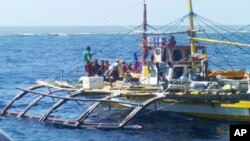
[142,0,148,64]
[188,0,196,72]
[143,0,147,35]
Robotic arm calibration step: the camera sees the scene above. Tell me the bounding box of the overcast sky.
[0,0,249,26]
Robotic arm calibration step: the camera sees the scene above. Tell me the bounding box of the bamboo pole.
[191,37,250,48]
[188,0,196,72]
[16,87,141,106]
[74,95,116,127]
[39,91,81,121]
[119,95,165,128]
[17,90,64,118]
[1,110,142,130]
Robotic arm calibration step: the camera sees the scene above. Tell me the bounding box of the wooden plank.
[55,81,75,88]
[36,80,79,91]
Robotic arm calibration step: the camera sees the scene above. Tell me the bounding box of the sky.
[0,0,249,26]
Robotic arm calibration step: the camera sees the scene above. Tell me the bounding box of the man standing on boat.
[83,46,96,76]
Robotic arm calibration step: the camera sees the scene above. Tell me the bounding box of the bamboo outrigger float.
[1,0,250,129]
[0,81,167,129]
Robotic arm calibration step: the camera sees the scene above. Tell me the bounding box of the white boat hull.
[145,101,250,121]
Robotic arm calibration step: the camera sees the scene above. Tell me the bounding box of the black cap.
[86,46,91,51]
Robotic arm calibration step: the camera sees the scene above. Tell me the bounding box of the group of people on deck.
[83,46,141,82]
[83,46,108,77]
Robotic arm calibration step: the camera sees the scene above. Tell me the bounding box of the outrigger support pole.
[74,95,116,127]
[119,95,165,128]
[40,91,82,122]
[17,89,64,118]
[15,87,141,106]
[0,84,43,116]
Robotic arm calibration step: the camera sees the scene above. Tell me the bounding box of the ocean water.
[0,26,250,141]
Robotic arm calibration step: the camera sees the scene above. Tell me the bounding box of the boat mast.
[188,0,196,72]
[142,0,148,64]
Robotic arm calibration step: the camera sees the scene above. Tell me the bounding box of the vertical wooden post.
[188,0,196,72]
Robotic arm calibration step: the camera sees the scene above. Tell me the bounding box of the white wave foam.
[18,33,38,36]
[49,33,68,36]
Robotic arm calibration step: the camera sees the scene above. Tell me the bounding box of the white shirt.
[108,62,119,71]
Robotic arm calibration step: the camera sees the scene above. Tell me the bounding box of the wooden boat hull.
[208,69,246,79]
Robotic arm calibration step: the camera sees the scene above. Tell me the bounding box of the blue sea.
[0,26,250,141]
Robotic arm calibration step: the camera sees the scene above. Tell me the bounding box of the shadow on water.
[139,111,232,140]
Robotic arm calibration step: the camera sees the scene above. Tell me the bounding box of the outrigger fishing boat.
[1,0,250,129]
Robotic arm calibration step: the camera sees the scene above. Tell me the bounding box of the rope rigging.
[234,24,250,40]
[193,17,234,70]
[43,2,250,82]
[157,14,189,32]
[194,14,249,54]
[197,15,250,40]
[227,25,250,41]
[196,15,250,45]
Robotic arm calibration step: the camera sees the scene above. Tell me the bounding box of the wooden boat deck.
[34,80,250,103]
